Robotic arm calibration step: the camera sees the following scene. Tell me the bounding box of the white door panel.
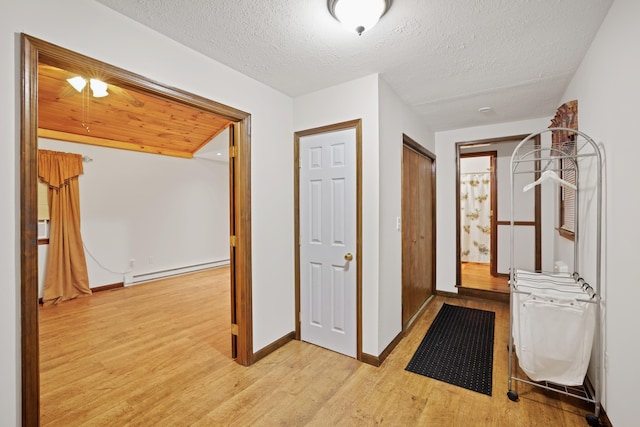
[300,128,356,357]
[496,141,538,274]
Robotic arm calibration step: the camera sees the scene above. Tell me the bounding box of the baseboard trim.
[360,353,378,366]
[252,331,296,363]
[599,406,613,427]
[435,290,462,299]
[361,331,404,368]
[404,295,434,334]
[91,282,124,293]
[457,287,509,303]
[437,289,509,303]
[130,259,230,285]
[361,294,437,367]
[39,281,124,304]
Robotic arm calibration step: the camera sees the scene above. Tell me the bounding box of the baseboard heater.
[130,259,230,285]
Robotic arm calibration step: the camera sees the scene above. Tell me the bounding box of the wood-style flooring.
[39,267,598,426]
[461,261,509,293]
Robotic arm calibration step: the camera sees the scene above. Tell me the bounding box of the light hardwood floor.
[461,262,509,293]
[39,267,598,426]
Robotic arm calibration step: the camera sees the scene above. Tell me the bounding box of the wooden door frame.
[293,119,363,361]
[455,135,542,288]
[401,134,437,330]
[20,34,254,426]
[458,151,498,276]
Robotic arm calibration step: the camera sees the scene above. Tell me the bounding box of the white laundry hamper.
[514,292,596,386]
[506,128,603,427]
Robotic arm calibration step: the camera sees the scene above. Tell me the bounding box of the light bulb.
[67,76,87,92]
[89,79,109,98]
[334,0,386,35]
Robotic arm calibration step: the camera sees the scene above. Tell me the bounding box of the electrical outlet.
[129,258,135,267]
[605,352,609,372]
[148,256,155,265]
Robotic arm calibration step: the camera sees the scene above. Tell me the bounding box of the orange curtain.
[38,150,92,305]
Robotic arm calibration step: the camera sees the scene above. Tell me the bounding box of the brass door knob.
[344,253,353,262]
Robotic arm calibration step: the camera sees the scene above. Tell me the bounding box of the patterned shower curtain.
[460,173,491,263]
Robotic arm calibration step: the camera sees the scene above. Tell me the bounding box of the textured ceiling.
[95,0,613,131]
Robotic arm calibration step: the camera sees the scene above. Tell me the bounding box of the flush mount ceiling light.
[66,76,109,97]
[328,0,392,36]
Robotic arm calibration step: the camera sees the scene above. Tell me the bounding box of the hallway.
[39,267,595,425]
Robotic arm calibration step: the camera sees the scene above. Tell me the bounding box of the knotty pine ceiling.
[37,63,232,158]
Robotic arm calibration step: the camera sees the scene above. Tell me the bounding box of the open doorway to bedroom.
[21,34,253,425]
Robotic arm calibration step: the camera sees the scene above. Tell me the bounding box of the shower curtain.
[460,173,491,263]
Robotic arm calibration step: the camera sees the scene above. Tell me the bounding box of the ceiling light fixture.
[66,76,109,97]
[89,79,109,98]
[66,76,87,92]
[66,76,110,133]
[328,0,392,36]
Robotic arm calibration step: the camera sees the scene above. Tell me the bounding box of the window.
[37,179,50,240]
[549,100,578,240]
[558,143,576,239]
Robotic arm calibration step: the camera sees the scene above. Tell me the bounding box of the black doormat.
[405,303,495,395]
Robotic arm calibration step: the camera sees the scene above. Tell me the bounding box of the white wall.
[559,0,640,424]
[37,139,229,296]
[460,156,489,174]
[1,0,293,423]
[434,118,552,293]
[378,78,434,354]
[294,74,381,356]
[293,74,433,356]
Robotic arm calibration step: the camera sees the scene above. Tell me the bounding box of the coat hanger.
[523,170,577,192]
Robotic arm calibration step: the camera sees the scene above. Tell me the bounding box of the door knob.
[344,252,353,262]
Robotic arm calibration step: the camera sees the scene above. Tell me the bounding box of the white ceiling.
[194,127,229,163]
[95,0,613,131]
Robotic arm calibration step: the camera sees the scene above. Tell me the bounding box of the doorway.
[294,120,363,360]
[456,135,542,300]
[20,34,253,425]
[458,151,501,291]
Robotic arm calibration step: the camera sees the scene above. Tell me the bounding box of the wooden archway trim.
[20,34,253,426]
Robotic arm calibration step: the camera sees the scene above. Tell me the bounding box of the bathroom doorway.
[455,135,542,301]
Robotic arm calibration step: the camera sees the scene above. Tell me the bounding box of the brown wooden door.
[402,144,434,328]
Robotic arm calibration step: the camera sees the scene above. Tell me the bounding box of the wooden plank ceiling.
[37,63,232,158]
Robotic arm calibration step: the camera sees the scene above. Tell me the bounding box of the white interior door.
[299,128,356,357]
[496,141,537,273]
